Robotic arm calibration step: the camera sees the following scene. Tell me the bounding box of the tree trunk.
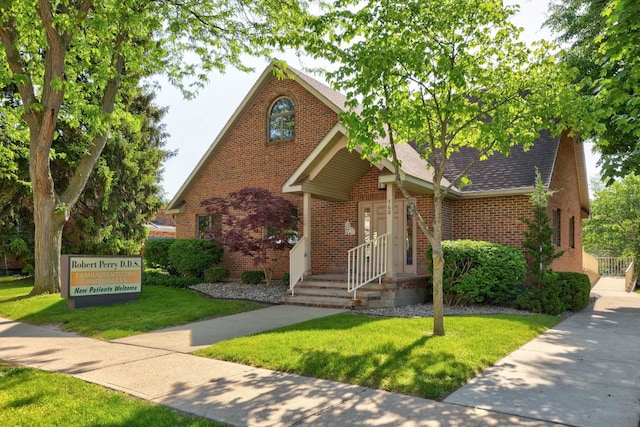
[432,185,445,336]
[30,184,67,295]
[28,102,66,295]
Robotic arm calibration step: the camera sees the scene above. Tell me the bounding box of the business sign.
[61,255,143,308]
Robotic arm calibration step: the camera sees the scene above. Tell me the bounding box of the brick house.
[166,63,590,308]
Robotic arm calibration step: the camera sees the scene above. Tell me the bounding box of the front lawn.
[0,277,264,339]
[196,313,561,400]
[0,362,224,427]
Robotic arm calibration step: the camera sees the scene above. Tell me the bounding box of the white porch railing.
[289,236,307,296]
[347,233,388,300]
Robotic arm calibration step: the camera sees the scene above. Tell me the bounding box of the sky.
[155,0,601,202]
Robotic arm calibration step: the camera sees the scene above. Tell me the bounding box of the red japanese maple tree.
[201,187,298,285]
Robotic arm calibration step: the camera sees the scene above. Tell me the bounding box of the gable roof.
[440,130,590,215]
[288,66,347,112]
[168,62,589,215]
[167,61,348,211]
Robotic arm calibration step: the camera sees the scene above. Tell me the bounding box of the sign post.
[61,255,143,309]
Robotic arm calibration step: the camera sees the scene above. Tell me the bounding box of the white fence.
[597,257,633,277]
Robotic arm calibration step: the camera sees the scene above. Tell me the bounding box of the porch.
[283,124,434,309]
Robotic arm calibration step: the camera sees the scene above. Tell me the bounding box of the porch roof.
[282,123,452,201]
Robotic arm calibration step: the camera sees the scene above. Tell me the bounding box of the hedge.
[241,270,265,284]
[518,271,591,315]
[433,240,527,306]
[204,266,230,283]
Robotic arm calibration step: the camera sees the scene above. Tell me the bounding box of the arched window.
[268,97,295,142]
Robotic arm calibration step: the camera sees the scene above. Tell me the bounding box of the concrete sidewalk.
[446,277,640,427]
[1,277,639,426]
[113,305,346,353]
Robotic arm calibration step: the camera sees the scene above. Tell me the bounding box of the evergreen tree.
[60,90,174,255]
[521,169,563,286]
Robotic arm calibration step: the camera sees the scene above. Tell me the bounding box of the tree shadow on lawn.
[293,333,476,400]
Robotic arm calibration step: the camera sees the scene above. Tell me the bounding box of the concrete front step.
[294,280,349,290]
[284,295,360,309]
[285,280,383,309]
[291,287,381,300]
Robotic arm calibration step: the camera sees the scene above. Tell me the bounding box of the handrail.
[625,259,636,292]
[289,236,307,296]
[347,233,388,300]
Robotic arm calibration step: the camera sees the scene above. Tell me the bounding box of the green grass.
[196,313,561,400]
[0,362,225,427]
[0,277,264,339]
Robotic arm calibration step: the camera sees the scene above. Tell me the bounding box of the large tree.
[546,0,640,182]
[0,0,304,295]
[308,0,588,335]
[1,87,173,268]
[583,174,640,278]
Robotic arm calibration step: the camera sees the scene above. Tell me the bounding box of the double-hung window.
[552,208,561,247]
[197,214,221,239]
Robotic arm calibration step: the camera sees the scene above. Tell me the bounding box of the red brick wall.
[310,198,357,274]
[174,74,339,278]
[453,195,532,247]
[548,133,583,273]
[148,230,176,238]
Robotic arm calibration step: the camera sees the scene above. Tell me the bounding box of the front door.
[360,200,416,274]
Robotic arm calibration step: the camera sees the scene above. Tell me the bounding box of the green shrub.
[281,272,290,285]
[556,272,591,312]
[204,266,230,283]
[142,271,202,288]
[433,240,526,306]
[143,238,176,274]
[517,272,564,315]
[517,271,591,315]
[241,270,265,285]
[167,239,223,277]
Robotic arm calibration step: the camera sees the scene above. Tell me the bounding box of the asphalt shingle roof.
[442,130,559,193]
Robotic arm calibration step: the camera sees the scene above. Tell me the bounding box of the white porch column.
[386,183,396,278]
[303,191,312,275]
